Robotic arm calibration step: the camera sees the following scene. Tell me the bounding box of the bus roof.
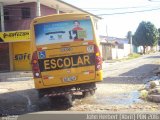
[32,13,95,24]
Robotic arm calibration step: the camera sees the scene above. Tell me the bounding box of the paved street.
[0,52,160,115]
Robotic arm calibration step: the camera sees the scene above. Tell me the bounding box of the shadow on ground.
[102,64,159,84]
[0,63,159,116]
[0,88,81,116]
[145,55,160,59]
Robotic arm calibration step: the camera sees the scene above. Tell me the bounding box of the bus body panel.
[37,44,94,59]
[34,70,103,89]
[30,13,102,90]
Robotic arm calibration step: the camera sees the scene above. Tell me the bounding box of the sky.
[62,0,160,38]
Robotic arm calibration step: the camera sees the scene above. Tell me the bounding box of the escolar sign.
[39,53,95,72]
[0,30,30,42]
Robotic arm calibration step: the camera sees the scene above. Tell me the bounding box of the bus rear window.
[34,19,94,45]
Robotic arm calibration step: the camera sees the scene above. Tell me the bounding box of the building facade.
[0,0,100,72]
[99,36,131,60]
[0,1,57,72]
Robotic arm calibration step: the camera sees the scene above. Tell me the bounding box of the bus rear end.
[30,14,103,101]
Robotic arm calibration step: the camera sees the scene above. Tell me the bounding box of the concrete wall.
[154,45,160,51]
[112,44,131,59]
[134,45,160,54]
[100,43,113,60]
[123,44,131,56]
[112,47,124,59]
[41,4,57,16]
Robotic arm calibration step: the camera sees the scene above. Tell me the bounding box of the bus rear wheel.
[64,94,73,107]
[82,89,95,98]
[82,91,90,98]
[90,89,95,95]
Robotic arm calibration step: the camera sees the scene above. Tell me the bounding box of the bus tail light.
[31,51,41,78]
[94,45,102,71]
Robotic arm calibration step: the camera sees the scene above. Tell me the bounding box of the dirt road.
[70,52,160,111]
[0,52,160,115]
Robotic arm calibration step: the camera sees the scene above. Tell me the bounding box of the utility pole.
[106,24,108,37]
[128,31,133,54]
[0,2,5,32]
[56,5,60,14]
[36,0,41,17]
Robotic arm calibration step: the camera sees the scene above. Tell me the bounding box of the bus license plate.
[63,76,76,82]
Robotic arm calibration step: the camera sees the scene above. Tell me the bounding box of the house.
[0,0,100,72]
[99,36,131,60]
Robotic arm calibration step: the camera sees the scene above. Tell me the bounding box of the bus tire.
[37,89,44,98]
[65,94,73,107]
[82,91,91,98]
[90,89,95,95]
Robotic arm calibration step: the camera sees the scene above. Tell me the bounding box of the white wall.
[112,48,117,59]
[153,45,160,51]
[124,44,131,56]
[112,44,131,59]
[137,46,143,53]
[136,45,159,53]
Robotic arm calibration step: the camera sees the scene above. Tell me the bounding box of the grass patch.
[126,53,141,60]
[104,53,141,63]
[116,53,141,62]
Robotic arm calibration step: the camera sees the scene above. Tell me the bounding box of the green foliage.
[158,28,160,41]
[133,21,158,46]
[133,21,159,53]
[128,53,140,59]
[114,53,141,62]
[158,29,160,46]
[158,28,160,34]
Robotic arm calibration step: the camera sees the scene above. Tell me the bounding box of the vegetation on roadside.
[125,53,141,60]
[105,53,141,63]
[120,53,141,61]
[133,21,159,54]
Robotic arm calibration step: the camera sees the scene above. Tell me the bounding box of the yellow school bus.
[30,13,103,104]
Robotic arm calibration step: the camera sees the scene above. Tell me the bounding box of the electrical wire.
[3,4,160,17]
[82,5,160,11]
[96,7,160,16]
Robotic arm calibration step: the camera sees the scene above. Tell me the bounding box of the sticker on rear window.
[39,51,46,59]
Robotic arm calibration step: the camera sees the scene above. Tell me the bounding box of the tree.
[158,28,160,34]
[158,28,160,46]
[133,21,159,54]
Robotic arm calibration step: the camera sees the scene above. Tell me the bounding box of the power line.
[148,0,160,2]
[97,7,160,16]
[3,4,160,17]
[82,5,160,11]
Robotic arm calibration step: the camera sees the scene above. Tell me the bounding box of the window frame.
[21,7,31,19]
[4,10,10,20]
